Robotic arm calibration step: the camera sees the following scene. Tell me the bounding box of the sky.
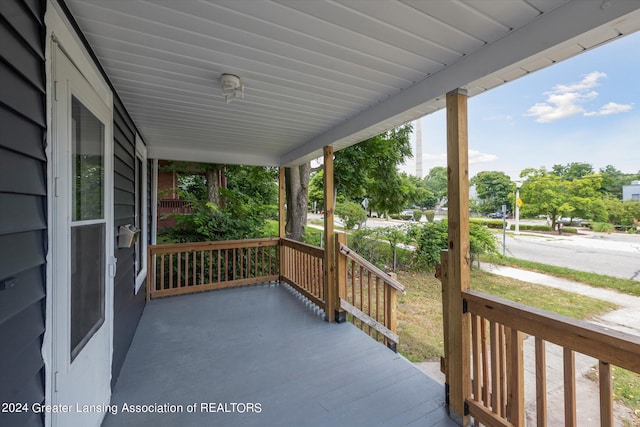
[402,30,640,180]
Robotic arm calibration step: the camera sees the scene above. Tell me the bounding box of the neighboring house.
[623,180,640,201]
[1,2,640,427]
[155,161,227,231]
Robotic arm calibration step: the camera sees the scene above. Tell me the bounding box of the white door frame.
[45,2,115,422]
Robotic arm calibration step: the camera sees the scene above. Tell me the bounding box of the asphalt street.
[311,213,640,281]
[501,228,640,281]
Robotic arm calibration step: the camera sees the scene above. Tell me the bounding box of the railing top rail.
[464,289,640,373]
[339,243,406,293]
[280,238,324,258]
[149,237,280,254]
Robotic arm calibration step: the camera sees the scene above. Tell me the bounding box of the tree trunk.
[285,163,310,241]
[205,165,222,206]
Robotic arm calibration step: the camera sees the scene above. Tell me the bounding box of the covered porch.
[56,2,640,426]
[103,283,455,427]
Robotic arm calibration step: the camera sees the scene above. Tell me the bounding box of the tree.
[552,162,594,181]
[624,200,640,226]
[335,201,366,229]
[161,161,224,206]
[308,170,325,211]
[471,171,515,214]
[334,125,413,214]
[568,174,606,222]
[423,167,448,207]
[402,173,436,209]
[599,165,640,199]
[285,125,413,240]
[226,165,278,207]
[159,164,275,243]
[414,220,497,270]
[520,168,571,229]
[520,167,609,227]
[285,163,310,241]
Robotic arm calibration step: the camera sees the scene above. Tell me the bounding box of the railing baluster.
[375,277,380,341]
[169,253,173,289]
[563,348,576,427]
[208,250,212,285]
[160,254,165,290]
[508,328,524,427]
[359,265,364,330]
[490,320,500,414]
[500,324,507,417]
[471,314,481,401]
[535,338,547,427]
[191,250,195,286]
[185,251,190,286]
[481,317,489,406]
[177,251,182,288]
[350,260,355,309]
[367,271,372,335]
[599,361,613,427]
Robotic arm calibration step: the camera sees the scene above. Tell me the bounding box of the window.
[70,96,106,360]
[134,136,147,293]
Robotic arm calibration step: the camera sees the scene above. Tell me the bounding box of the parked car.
[400,209,415,221]
[558,217,583,226]
[487,212,505,219]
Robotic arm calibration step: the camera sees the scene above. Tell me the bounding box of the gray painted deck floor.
[103,283,456,427]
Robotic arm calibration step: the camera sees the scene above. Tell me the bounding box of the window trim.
[134,134,147,294]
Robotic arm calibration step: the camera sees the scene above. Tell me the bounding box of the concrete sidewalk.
[416,264,640,426]
[481,264,640,337]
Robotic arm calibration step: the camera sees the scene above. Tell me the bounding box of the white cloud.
[553,71,605,93]
[469,150,498,164]
[525,71,632,123]
[593,102,633,116]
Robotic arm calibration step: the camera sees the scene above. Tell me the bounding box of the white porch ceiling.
[64,0,640,167]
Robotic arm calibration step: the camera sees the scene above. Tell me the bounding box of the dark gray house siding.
[55,1,147,389]
[0,0,47,426]
[112,97,145,389]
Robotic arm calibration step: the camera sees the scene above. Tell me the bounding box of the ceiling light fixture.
[220,73,244,103]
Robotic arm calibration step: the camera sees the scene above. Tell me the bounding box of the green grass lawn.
[483,253,640,297]
[396,269,616,362]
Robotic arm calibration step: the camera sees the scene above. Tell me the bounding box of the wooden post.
[278,167,285,280]
[335,232,347,323]
[445,88,471,426]
[278,167,286,239]
[323,146,336,322]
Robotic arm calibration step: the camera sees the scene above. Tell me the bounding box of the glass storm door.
[52,43,113,427]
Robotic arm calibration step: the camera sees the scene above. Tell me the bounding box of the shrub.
[424,210,435,222]
[160,199,264,243]
[470,218,505,229]
[414,220,498,270]
[335,201,367,229]
[591,222,615,233]
[469,222,498,263]
[414,221,449,270]
[398,211,413,221]
[349,229,412,270]
[413,210,423,222]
